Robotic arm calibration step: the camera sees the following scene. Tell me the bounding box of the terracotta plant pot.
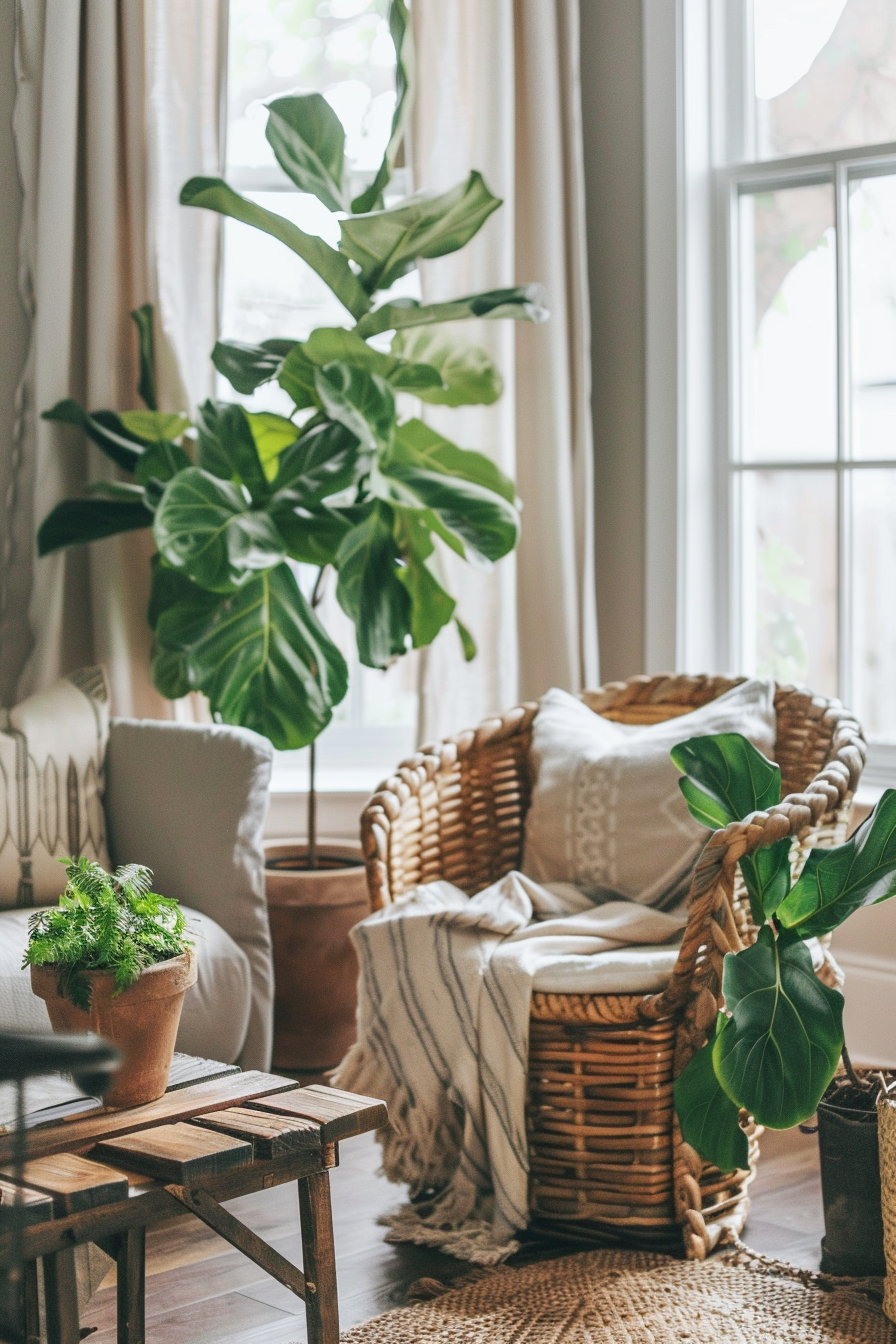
[264,842,369,1072]
[31,951,197,1109]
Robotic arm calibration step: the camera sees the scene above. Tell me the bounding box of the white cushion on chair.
[523,679,777,909]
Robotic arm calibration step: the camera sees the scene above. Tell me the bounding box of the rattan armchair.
[360,674,865,1259]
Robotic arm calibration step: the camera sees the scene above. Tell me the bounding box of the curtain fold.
[411,0,598,744]
[5,0,225,715]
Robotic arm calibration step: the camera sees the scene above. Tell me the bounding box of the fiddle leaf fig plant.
[36,0,547,768]
[672,732,896,1170]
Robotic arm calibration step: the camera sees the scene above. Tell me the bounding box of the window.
[720,1,896,783]
[223,0,419,792]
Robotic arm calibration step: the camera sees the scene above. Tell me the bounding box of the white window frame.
[643,0,896,798]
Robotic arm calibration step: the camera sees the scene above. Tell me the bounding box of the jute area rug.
[342,1246,896,1343]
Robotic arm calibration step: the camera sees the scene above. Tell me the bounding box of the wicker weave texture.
[880,1097,896,1324]
[360,674,866,1259]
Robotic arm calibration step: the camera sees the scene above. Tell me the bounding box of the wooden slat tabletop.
[248,1084,388,1143]
[93,1123,254,1184]
[0,1153,130,1215]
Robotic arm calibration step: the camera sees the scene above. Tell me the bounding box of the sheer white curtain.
[412,0,598,744]
[6,0,224,715]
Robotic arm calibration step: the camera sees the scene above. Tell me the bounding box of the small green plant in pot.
[671,732,896,1274]
[27,858,196,1109]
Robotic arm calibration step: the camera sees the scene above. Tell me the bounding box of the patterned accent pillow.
[0,667,111,908]
[523,679,777,909]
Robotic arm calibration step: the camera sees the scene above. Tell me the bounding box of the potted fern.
[34,0,544,1071]
[26,858,195,1108]
[672,733,896,1275]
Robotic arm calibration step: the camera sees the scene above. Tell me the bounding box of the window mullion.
[835,162,852,707]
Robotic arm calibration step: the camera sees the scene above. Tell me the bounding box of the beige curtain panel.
[412,0,598,743]
[3,0,225,716]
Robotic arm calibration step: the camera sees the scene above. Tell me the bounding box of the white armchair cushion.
[523,679,777,909]
[0,905,252,1065]
[0,667,110,909]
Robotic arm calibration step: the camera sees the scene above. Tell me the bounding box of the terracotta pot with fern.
[26,858,196,1109]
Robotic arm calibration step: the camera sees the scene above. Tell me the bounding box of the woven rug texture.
[341,1247,896,1343]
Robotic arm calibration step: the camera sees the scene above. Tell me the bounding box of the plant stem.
[308,737,317,872]
[841,1040,865,1089]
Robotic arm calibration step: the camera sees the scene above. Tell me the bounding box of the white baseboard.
[837,950,896,1068]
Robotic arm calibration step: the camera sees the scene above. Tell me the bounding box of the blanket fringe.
[381,1205,520,1265]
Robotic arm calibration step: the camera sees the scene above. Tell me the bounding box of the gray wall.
[0,5,29,703]
[581,0,646,685]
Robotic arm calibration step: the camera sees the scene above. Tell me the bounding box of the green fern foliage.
[23,857,190,1011]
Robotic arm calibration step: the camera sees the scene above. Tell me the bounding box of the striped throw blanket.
[333,870,687,1263]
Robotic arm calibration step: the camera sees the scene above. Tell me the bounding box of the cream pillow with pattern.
[0,667,111,908]
[523,679,777,910]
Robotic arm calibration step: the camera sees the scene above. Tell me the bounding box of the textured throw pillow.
[523,679,777,909]
[0,667,111,908]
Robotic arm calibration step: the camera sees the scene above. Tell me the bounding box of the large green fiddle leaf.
[37,498,154,555]
[42,400,143,473]
[351,0,411,213]
[151,561,348,749]
[391,328,502,406]
[335,501,411,668]
[314,364,395,451]
[84,480,147,503]
[244,412,300,483]
[269,420,362,505]
[270,503,356,567]
[212,339,295,395]
[130,304,157,410]
[393,419,515,503]
[119,411,191,443]
[180,177,370,319]
[674,1015,749,1173]
[278,346,319,410]
[301,327,443,395]
[393,506,456,648]
[776,789,896,938]
[265,93,348,212]
[196,401,269,500]
[134,439,192,487]
[714,925,844,1129]
[153,468,285,593]
[340,171,501,295]
[356,284,550,338]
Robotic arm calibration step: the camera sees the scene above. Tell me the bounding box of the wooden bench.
[0,1071,387,1344]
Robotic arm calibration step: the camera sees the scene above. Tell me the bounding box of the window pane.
[740,469,838,694]
[850,173,896,460]
[754,0,896,160]
[851,470,896,739]
[739,185,837,462]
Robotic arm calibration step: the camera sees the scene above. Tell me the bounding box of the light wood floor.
[78,1125,825,1343]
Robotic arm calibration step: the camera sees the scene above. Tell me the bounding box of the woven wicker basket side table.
[360,673,865,1258]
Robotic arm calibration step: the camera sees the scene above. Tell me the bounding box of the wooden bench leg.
[43,1248,80,1344]
[23,1259,40,1344]
[116,1226,145,1344]
[297,1171,339,1344]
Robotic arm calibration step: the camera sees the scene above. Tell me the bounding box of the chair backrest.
[361,674,863,910]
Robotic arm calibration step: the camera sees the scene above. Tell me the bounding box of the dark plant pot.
[817,1069,892,1276]
[264,842,370,1073]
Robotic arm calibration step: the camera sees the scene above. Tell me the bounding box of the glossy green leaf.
[300,326,443,393]
[393,506,456,647]
[340,171,501,294]
[391,328,502,406]
[212,339,295,395]
[776,789,896,937]
[455,616,477,662]
[196,401,268,500]
[134,439,192,487]
[37,498,153,555]
[335,500,410,668]
[151,561,348,749]
[265,93,347,211]
[269,420,361,505]
[392,418,515,503]
[147,553,201,631]
[270,503,356,566]
[313,364,395,450]
[119,411,192,443]
[674,1015,749,1172]
[180,177,370,319]
[245,412,299,482]
[153,467,286,592]
[351,0,411,213]
[278,345,319,410]
[42,399,143,472]
[130,304,157,410]
[356,284,550,339]
[741,839,793,922]
[671,733,782,828]
[83,480,147,503]
[714,925,844,1129]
